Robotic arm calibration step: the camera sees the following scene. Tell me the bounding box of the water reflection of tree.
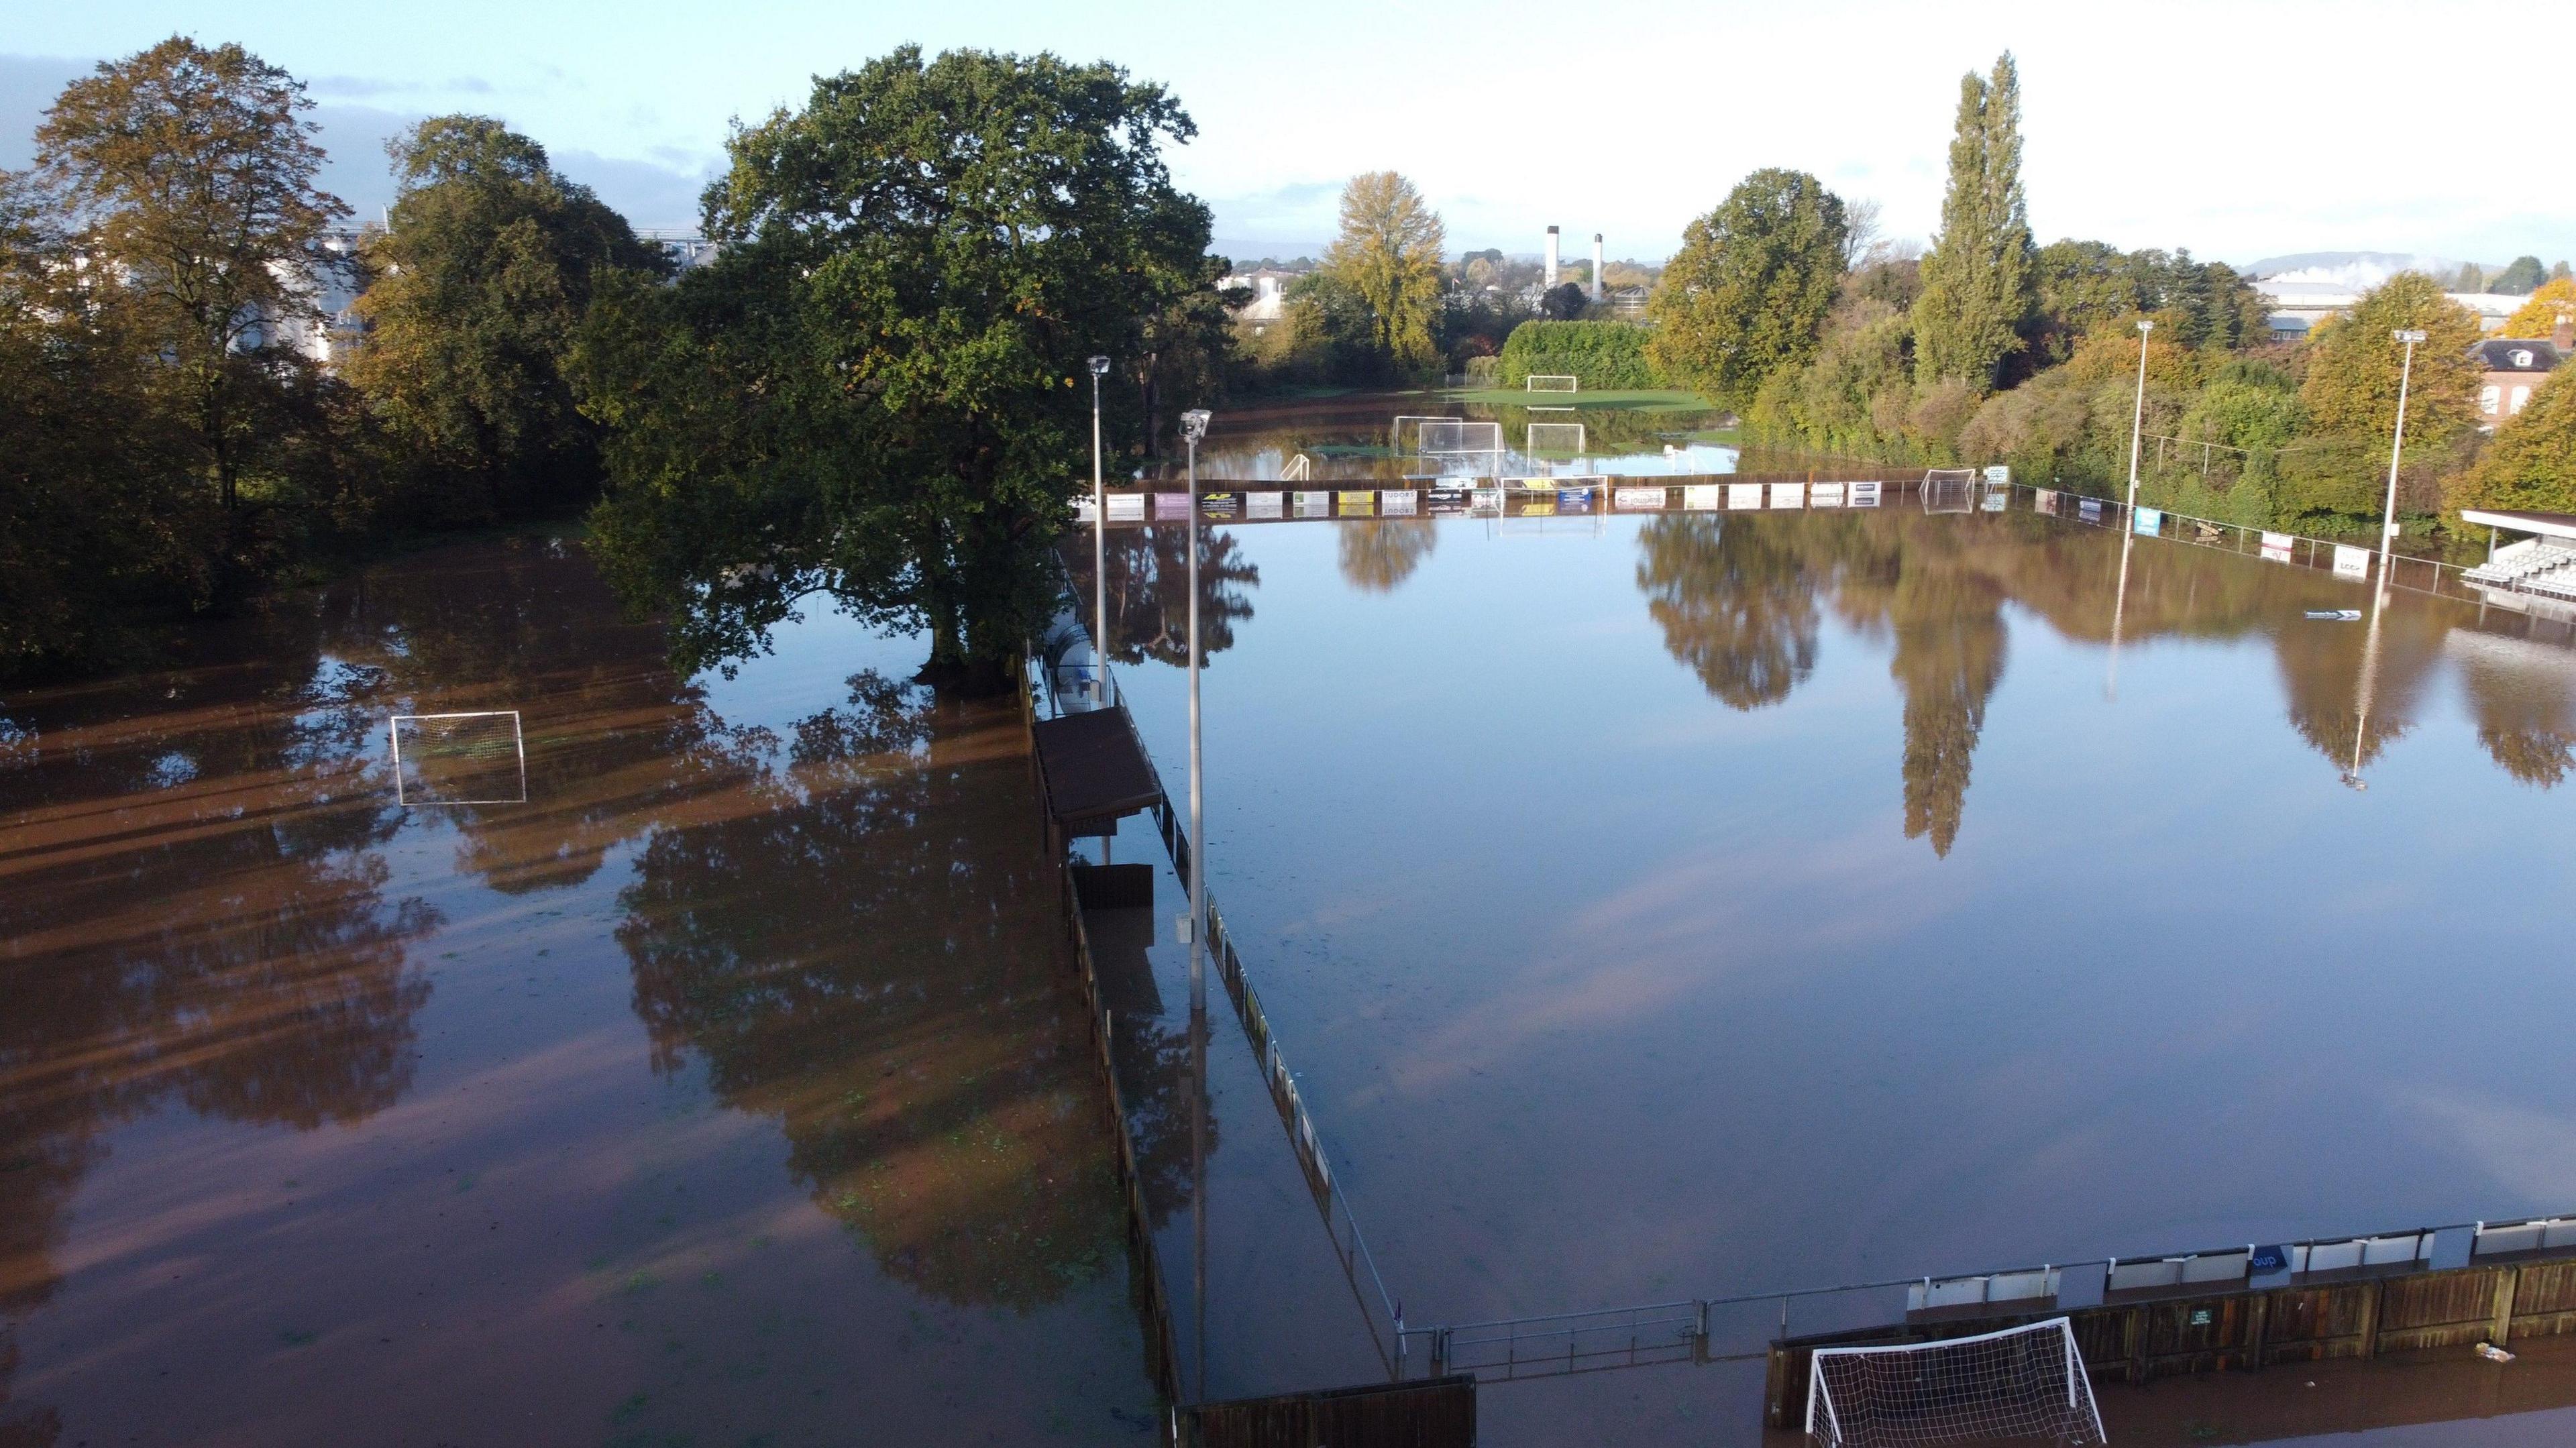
[0,630,439,1376]
[1336,519,1438,594]
[2275,601,2443,775]
[616,673,1129,1308]
[2455,643,2576,787]
[1634,515,1820,708]
[1063,526,1259,665]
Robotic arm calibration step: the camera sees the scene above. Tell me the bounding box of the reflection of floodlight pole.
[2344,581,2387,791]
[1087,356,1111,696]
[2380,329,2426,584]
[1178,403,1212,1404]
[2106,528,2135,702]
[2124,319,2153,516]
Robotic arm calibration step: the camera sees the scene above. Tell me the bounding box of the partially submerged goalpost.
[1526,421,1586,454]
[1805,1318,2104,1448]
[1525,374,1578,393]
[1921,468,1978,514]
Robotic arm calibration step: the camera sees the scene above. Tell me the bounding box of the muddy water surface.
[0,538,1157,1446]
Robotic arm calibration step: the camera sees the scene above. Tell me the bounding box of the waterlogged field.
[1085,497,2576,1437]
[0,541,1158,1447]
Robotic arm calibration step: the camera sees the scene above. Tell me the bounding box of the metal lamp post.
[2123,319,2153,516]
[1179,407,1212,1015]
[2379,329,2426,581]
[1087,356,1111,699]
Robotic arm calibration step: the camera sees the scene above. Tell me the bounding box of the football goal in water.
[1921,468,1978,514]
[1805,1318,2104,1448]
[1525,374,1578,393]
[1526,422,1586,454]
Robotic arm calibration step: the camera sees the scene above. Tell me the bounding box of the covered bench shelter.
[2461,509,2576,616]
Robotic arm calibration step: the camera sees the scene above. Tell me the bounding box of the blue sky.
[6,0,2572,268]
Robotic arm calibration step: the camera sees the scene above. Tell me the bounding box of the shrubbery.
[1497,320,1663,390]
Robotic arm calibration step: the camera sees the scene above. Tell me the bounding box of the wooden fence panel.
[1184,1376,1475,1448]
[2379,1268,2505,1353]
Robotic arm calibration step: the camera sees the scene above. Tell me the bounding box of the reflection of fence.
[2028,484,2496,608]
[1150,789,1411,1375]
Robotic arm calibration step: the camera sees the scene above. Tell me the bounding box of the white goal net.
[1419,420,1505,478]
[1526,422,1586,454]
[390,710,528,805]
[1807,1319,2103,1448]
[1525,374,1579,393]
[1921,469,1978,514]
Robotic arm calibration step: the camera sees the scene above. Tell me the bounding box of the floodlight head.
[2137,319,2154,333]
[1087,355,1111,376]
[2394,329,2426,343]
[1179,409,1212,443]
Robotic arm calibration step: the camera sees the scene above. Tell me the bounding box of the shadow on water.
[0,537,1157,1445]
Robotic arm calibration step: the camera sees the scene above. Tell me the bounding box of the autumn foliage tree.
[1648,167,1849,410]
[1322,171,1446,375]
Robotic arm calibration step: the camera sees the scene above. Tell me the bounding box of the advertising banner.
[1811,483,1845,508]
[2332,545,2373,578]
[1293,490,1330,518]
[1247,491,1284,519]
[1727,483,1764,509]
[1615,486,1668,510]
[1850,481,1882,508]
[2078,497,2102,520]
[1771,482,1805,509]
[1984,464,2011,485]
[2035,489,2057,515]
[2133,507,2163,535]
[1682,484,1722,510]
[1108,493,1146,522]
[1381,489,1419,516]
[1199,491,1240,517]
[1153,493,1191,520]
[1337,490,1375,516]
[2260,531,2293,563]
[1073,498,1098,524]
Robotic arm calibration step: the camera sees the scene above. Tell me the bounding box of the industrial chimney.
[1544,226,1559,289]
[1591,233,1604,304]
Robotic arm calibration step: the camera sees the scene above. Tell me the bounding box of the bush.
[1497,320,1662,390]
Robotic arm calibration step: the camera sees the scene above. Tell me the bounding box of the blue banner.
[2133,507,2163,536]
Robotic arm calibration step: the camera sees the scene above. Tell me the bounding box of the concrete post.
[1591,233,1604,304]
[1544,225,1559,289]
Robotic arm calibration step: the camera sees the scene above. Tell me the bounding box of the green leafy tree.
[1913,53,2034,392]
[1322,171,1446,374]
[1646,167,1849,408]
[2453,262,2485,292]
[2491,256,2546,294]
[1498,319,1659,388]
[2297,273,2482,441]
[349,115,669,522]
[2449,368,2576,514]
[574,46,1215,688]
[31,38,349,514]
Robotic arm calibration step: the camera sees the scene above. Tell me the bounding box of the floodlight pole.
[2123,319,2153,516]
[1179,404,1213,1405]
[1088,356,1112,697]
[2379,329,2426,583]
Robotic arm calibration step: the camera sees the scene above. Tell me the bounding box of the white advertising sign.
[1770,482,1805,508]
[1381,489,1419,516]
[1247,491,1284,519]
[2332,545,2372,578]
[1811,482,1844,507]
[1293,490,1330,518]
[2260,531,2292,563]
[1153,493,1191,520]
[1726,483,1764,510]
[1614,486,1668,510]
[1849,481,1882,508]
[1108,493,1146,522]
[1682,484,1723,510]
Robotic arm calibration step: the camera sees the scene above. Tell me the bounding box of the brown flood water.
[0,538,1159,1446]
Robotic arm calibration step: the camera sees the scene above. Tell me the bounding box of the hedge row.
[1495,321,1664,390]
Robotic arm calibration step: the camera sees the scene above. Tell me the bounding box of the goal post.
[1920,468,1978,514]
[1525,374,1579,393]
[1805,1317,2103,1448]
[1526,422,1586,454]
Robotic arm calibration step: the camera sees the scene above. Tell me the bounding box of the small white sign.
[2035,488,2057,514]
[1153,492,1191,520]
[1293,490,1330,518]
[1381,489,1419,516]
[1849,481,1882,508]
[1108,493,1146,521]
[1615,486,1667,510]
[1073,498,1099,524]
[2332,545,2372,578]
[1727,482,1764,510]
[1984,464,2011,485]
[1812,482,1845,508]
[1682,484,1723,510]
[2260,531,2293,563]
[1770,482,1805,509]
[1248,491,1284,519]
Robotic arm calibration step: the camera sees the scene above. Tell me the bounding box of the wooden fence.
[1764,1256,2576,1429]
[1181,1376,1477,1448]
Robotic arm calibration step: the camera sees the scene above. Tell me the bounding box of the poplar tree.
[1912,53,2034,394]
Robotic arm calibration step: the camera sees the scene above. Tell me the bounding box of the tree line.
[1644,54,2576,539]
[1,40,1236,687]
